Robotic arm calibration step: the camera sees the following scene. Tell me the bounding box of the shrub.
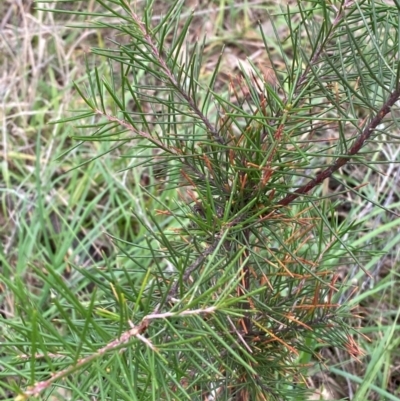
[3,1,400,400]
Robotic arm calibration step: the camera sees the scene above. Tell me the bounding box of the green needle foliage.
[3,0,400,400]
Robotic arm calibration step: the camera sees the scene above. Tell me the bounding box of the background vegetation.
[1,0,400,400]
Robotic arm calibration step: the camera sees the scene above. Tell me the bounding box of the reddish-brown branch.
[278,86,400,207]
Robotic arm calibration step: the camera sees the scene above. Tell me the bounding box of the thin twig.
[22,320,149,397]
[21,306,217,398]
[126,5,224,144]
[99,109,223,190]
[296,2,348,92]
[278,85,400,206]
